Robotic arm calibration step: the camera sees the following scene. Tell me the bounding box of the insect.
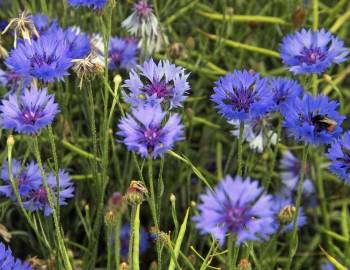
[311,114,337,133]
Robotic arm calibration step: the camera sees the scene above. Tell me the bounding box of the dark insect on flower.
[311,114,337,133]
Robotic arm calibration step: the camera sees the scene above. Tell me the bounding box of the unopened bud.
[125,180,148,205]
[237,259,252,270]
[323,74,332,82]
[7,135,15,146]
[170,193,176,203]
[278,205,296,225]
[168,42,185,59]
[104,210,116,226]
[190,201,196,208]
[185,36,195,49]
[120,262,128,270]
[113,74,122,88]
[149,261,158,270]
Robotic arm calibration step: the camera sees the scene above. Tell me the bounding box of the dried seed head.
[292,6,306,27]
[168,42,186,59]
[0,37,8,59]
[2,11,39,46]
[120,262,129,270]
[0,224,11,242]
[237,259,252,270]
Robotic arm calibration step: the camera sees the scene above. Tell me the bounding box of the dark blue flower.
[0,69,26,94]
[193,175,276,246]
[211,70,272,122]
[0,85,60,135]
[321,262,335,270]
[0,242,32,270]
[108,36,138,70]
[327,131,350,185]
[117,105,184,159]
[120,223,150,257]
[67,0,108,10]
[269,77,304,112]
[282,94,344,145]
[33,13,58,36]
[5,32,72,83]
[123,59,190,109]
[60,27,91,59]
[0,159,41,199]
[23,169,75,216]
[280,29,348,74]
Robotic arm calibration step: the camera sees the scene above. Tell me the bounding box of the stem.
[313,0,319,31]
[286,144,309,270]
[312,74,318,96]
[107,225,113,270]
[33,137,72,270]
[114,219,122,270]
[128,206,136,266]
[228,234,238,270]
[237,122,244,176]
[147,157,162,269]
[133,204,141,270]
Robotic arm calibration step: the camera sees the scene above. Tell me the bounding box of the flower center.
[228,88,257,112]
[110,51,121,64]
[224,206,247,232]
[144,80,170,98]
[30,53,58,68]
[143,128,160,147]
[21,107,42,124]
[34,185,47,203]
[134,1,152,17]
[18,172,28,185]
[298,47,326,65]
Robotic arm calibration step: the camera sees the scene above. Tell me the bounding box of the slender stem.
[147,157,162,269]
[312,74,318,96]
[286,144,309,270]
[133,203,141,270]
[106,225,113,270]
[33,137,73,270]
[313,0,319,31]
[114,219,122,270]
[128,206,136,266]
[237,122,244,176]
[228,234,237,270]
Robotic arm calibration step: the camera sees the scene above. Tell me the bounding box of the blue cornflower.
[211,70,272,122]
[0,159,41,199]
[193,175,276,246]
[67,0,108,10]
[269,77,304,112]
[280,29,348,74]
[60,27,91,59]
[321,262,335,270]
[0,242,32,270]
[0,69,26,94]
[120,224,150,257]
[108,36,138,70]
[5,32,72,83]
[23,170,75,216]
[123,59,190,108]
[327,131,350,185]
[279,150,315,204]
[0,86,60,135]
[282,94,344,145]
[117,105,184,159]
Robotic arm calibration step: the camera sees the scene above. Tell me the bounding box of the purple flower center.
[298,47,326,65]
[34,185,47,203]
[224,206,247,232]
[21,107,43,124]
[134,1,152,17]
[30,53,58,68]
[18,173,28,185]
[228,88,258,112]
[110,51,121,65]
[143,128,160,147]
[144,80,170,98]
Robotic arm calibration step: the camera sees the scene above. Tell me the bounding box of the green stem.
[313,0,319,31]
[33,137,72,270]
[312,74,318,96]
[115,219,122,270]
[237,122,244,176]
[147,157,162,269]
[128,206,136,266]
[133,204,141,270]
[286,144,309,270]
[107,225,113,270]
[228,234,238,270]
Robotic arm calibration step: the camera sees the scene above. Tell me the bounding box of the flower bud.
[168,42,186,59]
[120,262,129,270]
[104,210,116,227]
[292,6,306,27]
[323,74,332,82]
[237,259,252,270]
[7,135,15,146]
[278,205,296,225]
[125,180,148,205]
[169,193,176,203]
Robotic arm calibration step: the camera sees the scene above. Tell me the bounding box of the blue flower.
[269,77,304,112]
[0,69,27,94]
[108,36,138,70]
[211,70,272,122]
[60,27,91,59]
[0,159,41,199]
[282,94,344,145]
[279,150,315,204]
[123,59,189,109]
[33,13,58,35]
[117,105,184,159]
[23,169,75,216]
[193,175,276,246]
[321,262,335,270]
[0,242,32,270]
[5,32,72,83]
[280,29,348,74]
[67,0,108,10]
[327,131,350,185]
[120,224,150,257]
[0,85,60,135]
